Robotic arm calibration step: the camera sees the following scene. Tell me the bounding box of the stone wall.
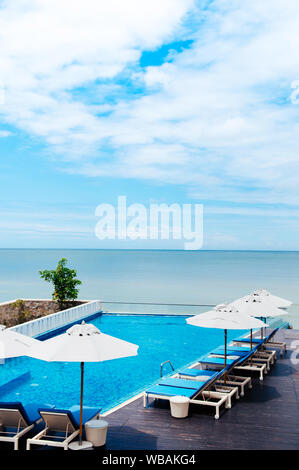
[0,299,87,328]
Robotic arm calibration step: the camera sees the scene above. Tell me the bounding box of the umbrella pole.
[260,317,263,340]
[79,361,84,446]
[264,317,266,338]
[224,329,227,384]
[250,329,252,365]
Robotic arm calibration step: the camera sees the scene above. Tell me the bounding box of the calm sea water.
[0,249,298,306]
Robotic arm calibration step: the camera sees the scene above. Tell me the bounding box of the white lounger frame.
[26,410,100,450]
[144,387,234,420]
[0,407,37,450]
[177,369,251,398]
[216,375,252,397]
[266,341,287,356]
[144,373,239,419]
[197,363,255,397]
[189,388,232,420]
[199,354,267,381]
[251,350,276,371]
[234,361,267,381]
[232,334,287,357]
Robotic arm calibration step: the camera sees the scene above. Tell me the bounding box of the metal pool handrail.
[160,360,175,377]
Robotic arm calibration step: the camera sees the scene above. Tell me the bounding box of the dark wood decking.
[103,329,299,450]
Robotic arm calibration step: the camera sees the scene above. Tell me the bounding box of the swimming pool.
[0,314,286,413]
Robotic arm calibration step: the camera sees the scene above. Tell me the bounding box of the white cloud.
[0,0,194,148]
[1,0,299,207]
[0,130,12,137]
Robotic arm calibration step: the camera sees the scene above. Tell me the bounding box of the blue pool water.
[0,314,253,412]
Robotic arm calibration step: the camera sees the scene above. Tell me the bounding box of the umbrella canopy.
[232,289,292,309]
[30,322,138,362]
[186,304,268,330]
[186,305,267,378]
[230,294,287,340]
[0,327,42,359]
[230,295,286,318]
[29,321,139,449]
[253,289,292,308]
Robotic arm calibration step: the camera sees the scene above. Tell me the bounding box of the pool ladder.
[160,360,174,377]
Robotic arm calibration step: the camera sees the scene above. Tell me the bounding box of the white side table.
[85,419,108,447]
[169,396,190,418]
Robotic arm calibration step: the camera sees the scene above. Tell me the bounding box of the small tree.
[39,258,82,310]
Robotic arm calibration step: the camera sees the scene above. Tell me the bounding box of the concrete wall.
[8,300,102,337]
[0,298,86,327]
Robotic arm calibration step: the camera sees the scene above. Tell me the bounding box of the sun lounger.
[213,344,258,354]
[158,377,207,389]
[232,336,264,345]
[211,347,275,371]
[214,343,276,361]
[198,353,245,369]
[144,369,238,419]
[226,349,268,380]
[233,328,286,356]
[198,350,266,386]
[26,405,101,450]
[176,368,218,380]
[0,402,54,450]
[199,353,261,387]
[158,376,239,406]
[200,350,267,381]
[177,366,252,397]
[210,344,275,381]
[250,329,286,356]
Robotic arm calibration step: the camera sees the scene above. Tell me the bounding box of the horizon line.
[0,248,298,253]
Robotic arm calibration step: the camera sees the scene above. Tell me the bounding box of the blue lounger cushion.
[214,345,256,353]
[210,349,251,358]
[235,329,278,344]
[198,355,240,367]
[233,336,264,344]
[68,405,101,426]
[178,368,219,380]
[0,402,55,425]
[146,384,199,399]
[38,406,101,429]
[245,330,278,342]
[248,328,278,339]
[159,377,206,390]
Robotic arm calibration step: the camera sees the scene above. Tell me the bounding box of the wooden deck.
[103,328,299,450]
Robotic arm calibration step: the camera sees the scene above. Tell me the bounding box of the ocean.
[0,250,298,310]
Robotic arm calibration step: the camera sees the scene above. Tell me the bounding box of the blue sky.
[0,0,299,250]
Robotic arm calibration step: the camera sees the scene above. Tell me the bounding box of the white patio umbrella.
[186,304,267,376]
[230,295,287,339]
[0,326,42,359]
[233,289,292,309]
[29,321,139,450]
